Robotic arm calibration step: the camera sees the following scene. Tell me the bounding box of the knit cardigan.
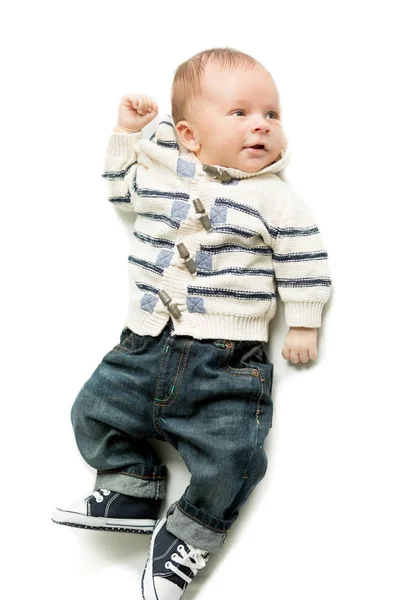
[102,115,331,341]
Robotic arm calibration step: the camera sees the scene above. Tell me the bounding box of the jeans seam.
[97,469,167,480]
[154,338,193,406]
[154,338,184,403]
[241,377,264,479]
[255,372,265,427]
[152,338,192,446]
[154,339,170,401]
[160,339,193,406]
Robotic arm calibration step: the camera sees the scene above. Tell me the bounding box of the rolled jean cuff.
[166,496,236,553]
[95,465,167,500]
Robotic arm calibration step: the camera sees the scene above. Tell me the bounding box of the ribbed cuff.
[284,301,325,328]
[106,131,142,157]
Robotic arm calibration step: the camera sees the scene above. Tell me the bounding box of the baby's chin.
[232,156,279,173]
[226,148,282,172]
[205,149,281,173]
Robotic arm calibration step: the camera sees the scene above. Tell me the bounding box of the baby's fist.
[115,94,158,133]
[282,327,318,364]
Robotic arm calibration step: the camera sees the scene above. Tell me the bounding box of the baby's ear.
[175,121,200,152]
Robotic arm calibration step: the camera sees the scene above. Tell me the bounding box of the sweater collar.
[139,114,290,181]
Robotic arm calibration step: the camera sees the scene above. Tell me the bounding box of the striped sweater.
[102,115,331,341]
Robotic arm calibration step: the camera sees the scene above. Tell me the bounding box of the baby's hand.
[114,94,158,133]
[282,327,318,364]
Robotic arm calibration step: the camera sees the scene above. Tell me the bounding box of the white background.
[1,1,400,598]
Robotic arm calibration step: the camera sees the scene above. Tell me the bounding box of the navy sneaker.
[52,488,160,534]
[141,517,209,599]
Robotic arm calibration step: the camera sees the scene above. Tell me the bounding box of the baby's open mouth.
[245,144,266,150]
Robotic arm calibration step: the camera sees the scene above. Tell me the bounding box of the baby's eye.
[231,110,279,119]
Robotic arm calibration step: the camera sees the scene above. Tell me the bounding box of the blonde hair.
[171,47,259,125]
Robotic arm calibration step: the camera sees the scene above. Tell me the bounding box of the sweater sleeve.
[271,185,332,328]
[101,131,143,212]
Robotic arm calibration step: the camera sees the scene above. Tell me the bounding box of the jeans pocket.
[112,326,138,353]
[240,341,266,366]
[217,340,262,378]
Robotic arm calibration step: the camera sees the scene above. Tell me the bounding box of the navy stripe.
[214,198,319,239]
[187,286,275,300]
[215,197,260,218]
[133,231,175,248]
[200,243,272,255]
[132,170,137,191]
[152,119,178,148]
[273,251,328,262]
[128,255,163,276]
[156,140,179,150]
[108,191,131,204]
[214,197,277,238]
[213,225,259,239]
[101,162,136,180]
[197,267,274,277]
[133,181,189,201]
[136,189,188,200]
[135,281,159,294]
[136,212,180,229]
[277,226,320,237]
[275,277,332,287]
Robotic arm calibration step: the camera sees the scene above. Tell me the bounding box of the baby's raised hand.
[114,94,158,133]
[282,327,318,364]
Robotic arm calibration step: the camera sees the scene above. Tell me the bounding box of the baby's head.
[171,48,286,173]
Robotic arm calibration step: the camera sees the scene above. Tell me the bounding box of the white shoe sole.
[51,507,156,534]
[141,518,166,599]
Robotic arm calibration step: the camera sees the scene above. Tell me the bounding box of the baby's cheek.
[275,125,286,148]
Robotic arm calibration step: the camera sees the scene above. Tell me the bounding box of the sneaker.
[52,488,160,534]
[141,517,209,599]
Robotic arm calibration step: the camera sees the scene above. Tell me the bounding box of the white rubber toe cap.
[155,576,184,600]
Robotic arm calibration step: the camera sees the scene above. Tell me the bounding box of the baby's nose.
[251,119,271,133]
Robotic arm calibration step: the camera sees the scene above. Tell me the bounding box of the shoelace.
[93,489,111,503]
[165,544,209,584]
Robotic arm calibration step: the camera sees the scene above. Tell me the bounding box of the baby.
[52,48,331,600]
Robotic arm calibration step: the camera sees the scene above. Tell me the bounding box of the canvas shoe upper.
[141,517,209,599]
[52,488,160,533]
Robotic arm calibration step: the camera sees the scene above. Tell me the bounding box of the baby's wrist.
[113,126,141,134]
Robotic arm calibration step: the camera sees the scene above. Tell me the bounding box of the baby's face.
[180,62,284,172]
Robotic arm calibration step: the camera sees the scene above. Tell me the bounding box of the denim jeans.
[70,319,274,552]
